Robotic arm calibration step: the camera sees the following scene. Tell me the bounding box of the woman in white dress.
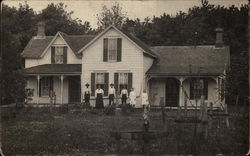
[129,88,136,107]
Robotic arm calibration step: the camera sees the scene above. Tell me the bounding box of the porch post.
[37,75,40,104]
[179,77,184,107]
[216,77,220,102]
[60,75,64,104]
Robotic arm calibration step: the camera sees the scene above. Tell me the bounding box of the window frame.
[40,77,53,97]
[107,38,118,62]
[190,78,208,100]
[54,46,64,64]
[118,72,129,94]
[95,72,105,90]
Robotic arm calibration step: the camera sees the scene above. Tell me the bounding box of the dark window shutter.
[63,46,67,64]
[128,73,133,93]
[204,79,208,100]
[104,73,109,96]
[39,78,42,97]
[91,73,95,96]
[49,77,53,91]
[190,79,194,99]
[51,47,55,64]
[114,73,119,94]
[103,38,108,62]
[117,38,122,62]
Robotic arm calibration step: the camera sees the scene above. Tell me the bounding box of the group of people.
[83,83,149,110]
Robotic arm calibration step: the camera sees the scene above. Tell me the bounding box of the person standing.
[84,83,91,106]
[142,89,150,112]
[120,86,128,105]
[108,83,116,105]
[129,88,136,107]
[95,85,104,109]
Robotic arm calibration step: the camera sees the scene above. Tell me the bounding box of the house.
[22,22,229,108]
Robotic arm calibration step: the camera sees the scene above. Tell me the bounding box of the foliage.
[38,3,94,35]
[1,2,94,104]
[96,2,127,30]
[122,1,248,105]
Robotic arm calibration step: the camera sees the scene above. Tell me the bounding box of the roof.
[147,46,230,76]
[77,25,157,58]
[21,36,54,58]
[23,64,81,74]
[21,33,95,58]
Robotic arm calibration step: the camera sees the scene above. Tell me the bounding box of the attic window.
[55,47,64,64]
[51,46,67,64]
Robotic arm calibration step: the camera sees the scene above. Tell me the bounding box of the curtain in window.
[108,39,117,61]
[55,47,64,64]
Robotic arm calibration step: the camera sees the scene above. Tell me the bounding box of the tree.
[96,2,127,30]
[38,3,94,35]
[1,4,28,104]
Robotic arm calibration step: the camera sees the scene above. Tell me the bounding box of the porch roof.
[147,45,230,76]
[23,64,81,74]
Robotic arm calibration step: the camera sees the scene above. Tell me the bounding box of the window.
[190,78,208,100]
[103,38,122,62]
[51,46,67,64]
[119,73,128,93]
[55,47,64,64]
[108,38,117,61]
[40,77,53,97]
[95,73,105,89]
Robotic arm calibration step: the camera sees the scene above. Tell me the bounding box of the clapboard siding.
[25,35,81,68]
[81,28,146,107]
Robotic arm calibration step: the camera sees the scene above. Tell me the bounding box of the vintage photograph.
[0,0,249,155]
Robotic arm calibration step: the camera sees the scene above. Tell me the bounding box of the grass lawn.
[1,105,248,155]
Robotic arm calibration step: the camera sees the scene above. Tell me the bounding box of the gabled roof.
[77,25,157,58]
[147,45,230,76]
[21,36,54,58]
[21,32,95,58]
[23,64,81,74]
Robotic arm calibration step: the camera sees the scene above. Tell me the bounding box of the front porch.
[148,76,225,109]
[23,64,82,106]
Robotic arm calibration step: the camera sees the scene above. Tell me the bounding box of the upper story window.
[51,46,67,64]
[108,38,117,61]
[55,47,64,64]
[103,38,122,62]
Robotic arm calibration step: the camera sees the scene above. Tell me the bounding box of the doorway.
[165,78,180,107]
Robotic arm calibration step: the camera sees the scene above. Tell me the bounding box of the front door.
[165,78,179,107]
[68,76,81,103]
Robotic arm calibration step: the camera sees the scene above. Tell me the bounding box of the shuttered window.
[114,72,132,94]
[190,78,208,100]
[40,76,53,97]
[103,38,122,62]
[51,46,67,64]
[91,72,109,96]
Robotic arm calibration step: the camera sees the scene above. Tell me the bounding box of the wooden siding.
[25,35,81,68]
[26,76,69,104]
[150,78,218,107]
[81,28,145,107]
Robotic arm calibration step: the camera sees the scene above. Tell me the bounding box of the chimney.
[215,28,223,48]
[35,21,45,39]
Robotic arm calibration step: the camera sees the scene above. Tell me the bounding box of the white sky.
[2,0,248,28]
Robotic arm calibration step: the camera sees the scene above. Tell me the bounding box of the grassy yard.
[1,105,248,155]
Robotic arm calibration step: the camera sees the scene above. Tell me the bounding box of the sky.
[2,0,248,28]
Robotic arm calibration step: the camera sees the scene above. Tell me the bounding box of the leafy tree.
[38,3,93,35]
[1,4,27,104]
[96,2,127,30]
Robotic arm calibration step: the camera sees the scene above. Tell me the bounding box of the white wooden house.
[22,22,229,108]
